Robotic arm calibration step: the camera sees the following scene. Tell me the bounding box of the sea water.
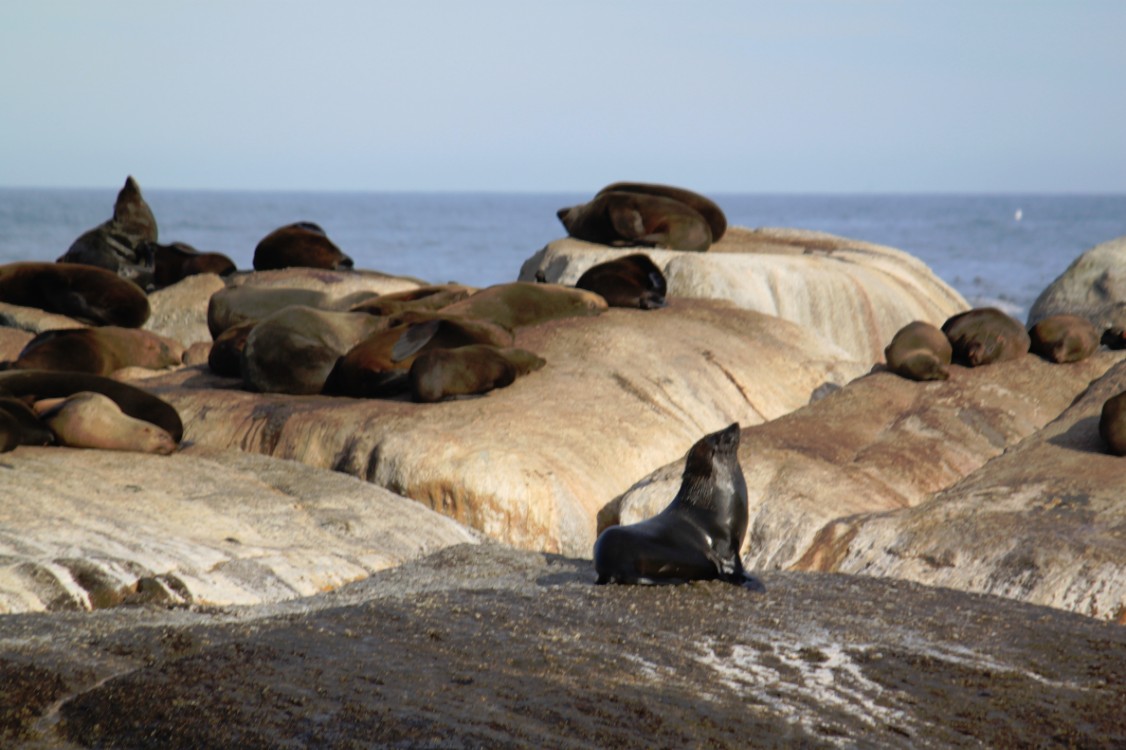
[2,189,1125,321]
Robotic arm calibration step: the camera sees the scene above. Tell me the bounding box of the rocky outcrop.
[608,351,1124,576]
[144,299,864,557]
[0,544,1122,748]
[0,301,85,335]
[521,226,968,363]
[801,358,1126,622]
[143,272,227,347]
[0,446,478,614]
[1028,234,1126,327]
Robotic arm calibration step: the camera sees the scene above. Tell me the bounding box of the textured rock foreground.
[1,544,1122,749]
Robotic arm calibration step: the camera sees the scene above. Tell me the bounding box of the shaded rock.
[144,272,227,347]
[0,545,1122,748]
[0,446,478,614]
[803,358,1126,622]
[521,226,968,363]
[609,351,1124,574]
[1028,234,1126,327]
[145,299,864,556]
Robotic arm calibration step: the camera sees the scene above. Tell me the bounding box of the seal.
[56,176,158,289]
[593,423,763,589]
[575,253,667,310]
[596,182,727,242]
[437,282,607,330]
[0,370,183,442]
[0,262,150,328]
[349,284,475,317]
[252,222,354,272]
[207,285,331,339]
[38,391,177,455]
[883,321,952,381]
[208,321,257,378]
[149,241,237,289]
[941,307,1030,367]
[1099,391,1126,457]
[408,345,546,402]
[15,327,184,375]
[1028,314,1099,363]
[0,396,56,453]
[557,191,713,252]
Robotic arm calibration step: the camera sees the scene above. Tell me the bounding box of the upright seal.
[593,423,763,589]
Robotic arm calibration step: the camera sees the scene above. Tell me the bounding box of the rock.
[1028,234,1126,327]
[225,267,422,300]
[0,445,478,614]
[801,358,1126,622]
[0,326,33,361]
[521,226,968,363]
[144,272,227,347]
[0,301,85,335]
[0,544,1122,748]
[144,299,865,556]
[608,351,1125,574]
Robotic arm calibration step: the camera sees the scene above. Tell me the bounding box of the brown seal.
[56,176,159,290]
[575,253,667,310]
[1028,314,1099,363]
[0,370,182,442]
[349,284,475,317]
[596,182,727,241]
[557,191,712,252]
[207,285,332,339]
[0,396,56,453]
[207,321,257,377]
[437,282,606,330]
[1099,391,1126,457]
[593,423,763,589]
[883,321,952,381]
[408,345,546,402]
[39,391,176,454]
[0,262,150,328]
[252,222,353,272]
[14,327,184,375]
[942,307,1030,367]
[150,241,237,289]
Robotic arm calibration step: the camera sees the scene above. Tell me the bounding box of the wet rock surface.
[0,544,1122,749]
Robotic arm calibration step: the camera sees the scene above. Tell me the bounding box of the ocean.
[2,189,1125,322]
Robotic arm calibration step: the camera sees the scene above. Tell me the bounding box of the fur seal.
[575,253,667,310]
[883,321,952,381]
[149,241,237,289]
[1028,314,1099,363]
[557,191,712,252]
[942,307,1030,367]
[15,327,184,375]
[437,282,606,330]
[349,284,475,317]
[0,370,182,442]
[56,176,158,289]
[409,345,546,402]
[208,321,257,377]
[596,182,727,242]
[207,285,331,339]
[1099,391,1126,457]
[0,396,56,452]
[593,423,762,589]
[0,262,150,327]
[39,391,176,454]
[252,222,354,272]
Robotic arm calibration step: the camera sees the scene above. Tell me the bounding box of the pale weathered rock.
[608,351,1125,575]
[801,358,1126,622]
[145,299,864,556]
[0,545,1122,748]
[0,445,478,614]
[521,226,968,363]
[1028,234,1126,327]
[0,301,85,335]
[144,271,227,347]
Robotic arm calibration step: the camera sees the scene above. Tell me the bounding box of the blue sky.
[2,1,1124,192]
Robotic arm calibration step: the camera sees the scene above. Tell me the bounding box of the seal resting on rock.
[942,307,1030,367]
[56,176,158,290]
[0,262,150,328]
[14,327,184,375]
[1028,314,1099,364]
[575,254,667,310]
[38,391,177,454]
[883,321,952,381]
[593,423,763,589]
[437,282,606,330]
[557,191,713,252]
[1099,391,1126,457]
[409,345,546,402]
[349,284,475,317]
[596,182,727,242]
[149,241,237,289]
[252,222,353,272]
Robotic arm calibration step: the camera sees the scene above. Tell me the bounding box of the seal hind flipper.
[391,319,441,363]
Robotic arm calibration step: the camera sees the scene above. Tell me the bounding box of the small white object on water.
[1014,208,1023,221]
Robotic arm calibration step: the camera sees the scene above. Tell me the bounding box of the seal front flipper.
[390,319,441,363]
